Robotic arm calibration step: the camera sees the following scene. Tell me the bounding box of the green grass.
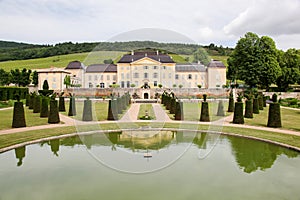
[210,55,228,66]
[138,104,156,120]
[0,51,124,71]
[0,106,50,130]
[244,106,300,132]
[1,122,300,151]
[162,101,229,121]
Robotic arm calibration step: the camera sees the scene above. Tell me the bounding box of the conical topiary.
[244,99,253,118]
[263,95,267,107]
[253,97,259,114]
[227,91,234,112]
[68,95,76,116]
[25,94,30,107]
[267,94,282,128]
[28,94,34,109]
[12,95,26,128]
[258,95,264,110]
[216,100,225,116]
[175,101,184,120]
[58,95,66,112]
[33,95,41,113]
[82,98,93,121]
[48,94,60,124]
[233,94,244,124]
[40,96,49,118]
[170,98,176,114]
[200,94,210,122]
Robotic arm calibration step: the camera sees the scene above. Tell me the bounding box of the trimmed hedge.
[216,100,225,116]
[33,95,41,113]
[12,101,26,128]
[200,102,210,122]
[58,97,66,112]
[258,95,264,110]
[68,97,76,116]
[228,97,234,112]
[244,99,253,118]
[175,101,184,120]
[28,94,34,109]
[253,98,259,114]
[0,87,28,101]
[267,94,281,128]
[107,99,118,120]
[170,98,176,114]
[233,102,244,124]
[82,99,93,121]
[40,96,49,118]
[48,100,60,124]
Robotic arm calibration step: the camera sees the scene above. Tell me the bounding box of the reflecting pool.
[0,131,300,200]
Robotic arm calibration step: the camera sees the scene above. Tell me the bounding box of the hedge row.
[0,87,28,101]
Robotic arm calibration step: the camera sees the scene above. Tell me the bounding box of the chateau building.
[37,50,226,91]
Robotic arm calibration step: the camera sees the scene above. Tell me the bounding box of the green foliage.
[203,94,207,102]
[58,96,66,112]
[103,59,113,64]
[158,84,163,88]
[33,95,41,113]
[107,99,118,120]
[40,96,49,118]
[253,98,260,114]
[267,103,282,128]
[64,75,71,88]
[32,70,38,86]
[170,98,176,114]
[82,99,93,121]
[244,99,253,118]
[227,32,281,88]
[233,102,244,124]
[68,96,76,116]
[258,95,264,110]
[42,80,49,90]
[228,96,234,112]
[200,102,210,122]
[272,93,278,103]
[0,69,11,86]
[0,87,28,101]
[48,99,60,124]
[193,48,210,65]
[10,68,32,87]
[175,101,183,120]
[12,101,26,128]
[217,100,225,116]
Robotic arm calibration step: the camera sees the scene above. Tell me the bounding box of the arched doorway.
[144,93,149,99]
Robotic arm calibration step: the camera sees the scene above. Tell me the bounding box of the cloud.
[224,0,300,36]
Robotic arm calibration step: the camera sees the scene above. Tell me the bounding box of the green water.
[0,131,299,200]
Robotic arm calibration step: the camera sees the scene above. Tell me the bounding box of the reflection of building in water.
[15,146,26,167]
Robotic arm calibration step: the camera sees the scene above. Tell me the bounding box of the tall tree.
[0,69,11,86]
[10,69,21,86]
[64,75,71,88]
[193,48,210,65]
[32,70,39,86]
[227,32,281,89]
[276,48,300,91]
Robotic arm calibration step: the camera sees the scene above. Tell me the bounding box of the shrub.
[267,94,281,128]
[107,99,118,120]
[175,101,183,120]
[253,98,259,114]
[12,99,26,128]
[82,98,93,121]
[216,100,225,116]
[228,96,234,112]
[244,99,253,118]
[48,99,60,124]
[33,95,41,113]
[59,96,66,112]
[170,98,176,114]
[258,95,264,110]
[40,96,49,118]
[263,96,267,107]
[200,102,210,122]
[233,102,244,124]
[68,96,76,116]
[28,94,34,109]
[25,94,30,107]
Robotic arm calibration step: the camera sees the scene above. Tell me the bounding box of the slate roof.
[118,51,175,63]
[86,64,117,73]
[175,63,206,72]
[65,61,84,69]
[207,60,226,68]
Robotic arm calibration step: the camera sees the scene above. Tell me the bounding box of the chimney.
[131,50,134,55]
[145,53,147,57]
[156,50,159,55]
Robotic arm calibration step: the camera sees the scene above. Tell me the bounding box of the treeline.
[0,40,233,62]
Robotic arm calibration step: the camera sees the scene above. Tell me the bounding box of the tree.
[104,59,113,64]
[32,70,38,86]
[64,75,71,88]
[43,80,49,90]
[227,32,281,89]
[276,48,300,91]
[193,48,210,65]
[0,69,11,86]
[10,69,21,86]
[10,68,32,87]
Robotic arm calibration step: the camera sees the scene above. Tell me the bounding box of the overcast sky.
[0,0,299,50]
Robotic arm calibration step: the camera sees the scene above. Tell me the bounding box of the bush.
[216,100,225,116]
[68,96,76,116]
[28,94,34,109]
[170,98,176,114]
[175,101,183,120]
[12,101,26,128]
[40,96,49,118]
[58,96,66,112]
[263,96,267,107]
[267,102,282,128]
[82,99,93,121]
[200,102,210,122]
[253,98,259,114]
[33,95,41,113]
[48,99,60,124]
[228,97,234,112]
[107,99,118,120]
[258,95,264,110]
[0,87,28,101]
[244,99,253,118]
[233,102,244,124]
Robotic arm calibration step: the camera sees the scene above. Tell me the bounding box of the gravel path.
[119,103,140,122]
[152,103,172,122]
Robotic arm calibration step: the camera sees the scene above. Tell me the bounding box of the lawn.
[0,51,124,71]
[0,106,49,130]
[210,55,228,66]
[162,101,229,121]
[244,106,300,132]
[138,104,156,120]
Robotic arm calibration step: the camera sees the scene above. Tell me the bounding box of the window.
[188,74,192,79]
[154,81,158,87]
[144,66,148,70]
[100,83,105,88]
[144,73,148,78]
[121,73,124,79]
[153,66,158,69]
[94,75,98,81]
[89,82,93,88]
[153,73,158,79]
[134,73,139,78]
[121,81,125,88]
[52,83,57,89]
[175,74,179,79]
[163,66,166,70]
[135,81,139,87]
[127,81,130,88]
[126,73,130,79]
[107,75,110,80]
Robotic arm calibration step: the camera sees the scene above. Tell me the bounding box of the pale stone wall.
[207,67,226,88]
[84,72,117,88]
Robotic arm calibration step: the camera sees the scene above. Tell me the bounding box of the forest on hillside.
[0,40,233,62]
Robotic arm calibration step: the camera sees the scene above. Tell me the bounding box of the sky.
[0,0,300,50]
